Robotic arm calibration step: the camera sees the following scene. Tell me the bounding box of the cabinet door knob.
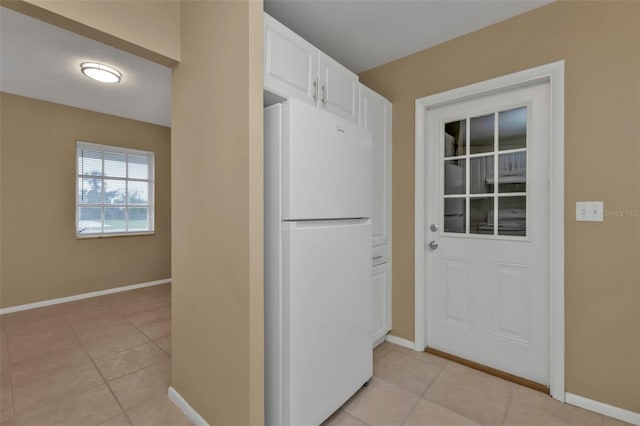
[321,84,327,105]
[313,79,318,101]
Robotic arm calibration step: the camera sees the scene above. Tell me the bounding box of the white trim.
[372,334,387,348]
[414,61,565,400]
[168,387,209,426]
[565,393,640,425]
[0,278,171,315]
[385,334,415,350]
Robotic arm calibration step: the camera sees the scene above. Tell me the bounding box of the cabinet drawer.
[372,245,390,266]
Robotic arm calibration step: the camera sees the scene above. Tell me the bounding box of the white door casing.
[414,62,565,400]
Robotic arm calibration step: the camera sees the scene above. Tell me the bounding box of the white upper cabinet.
[264,13,359,124]
[360,84,392,248]
[318,52,359,123]
[264,14,318,105]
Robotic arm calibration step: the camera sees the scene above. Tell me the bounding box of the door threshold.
[425,347,550,394]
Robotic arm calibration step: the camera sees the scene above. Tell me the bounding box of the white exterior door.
[425,82,550,385]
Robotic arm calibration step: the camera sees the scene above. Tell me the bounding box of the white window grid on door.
[440,103,530,241]
[76,141,155,238]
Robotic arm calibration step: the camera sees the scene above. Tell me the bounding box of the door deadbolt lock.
[428,240,439,250]
[429,224,438,232]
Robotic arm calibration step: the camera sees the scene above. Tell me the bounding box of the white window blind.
[76,141,155,237]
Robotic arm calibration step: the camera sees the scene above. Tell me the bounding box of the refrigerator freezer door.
[282,99,372,220]
[283,220,372,425]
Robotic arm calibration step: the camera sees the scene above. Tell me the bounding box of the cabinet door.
[372,262,391,343]
[360,84,392,247]
[318,51,359,124]
[264,13,318,105]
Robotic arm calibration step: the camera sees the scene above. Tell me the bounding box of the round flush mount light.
[80,62,122,83]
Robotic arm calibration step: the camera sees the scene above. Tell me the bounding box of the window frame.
[76,141,156,238]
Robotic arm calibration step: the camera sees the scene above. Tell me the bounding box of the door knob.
[428,240,439,250]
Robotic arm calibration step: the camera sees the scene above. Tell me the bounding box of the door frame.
[414,61,565,401]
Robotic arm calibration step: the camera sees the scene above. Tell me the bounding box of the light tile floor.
[0,286,634,426]
[0,284,191,426]
[324,342,633,426]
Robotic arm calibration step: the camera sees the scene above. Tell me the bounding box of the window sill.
[76,231,155,239]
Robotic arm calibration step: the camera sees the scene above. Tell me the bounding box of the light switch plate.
[576,201,604,222]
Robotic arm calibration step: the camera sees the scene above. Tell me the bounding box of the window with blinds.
[76,141,155,237]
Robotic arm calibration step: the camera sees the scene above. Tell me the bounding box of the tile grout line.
[87,290,173,423]
[500,388,515,426]
[367,376,424,425]
[398,392,422,426]
[419,362,495,425]
[60,304,137,426]
[6,308,70,424]
[4,290,171,426]
[8,348,16,426]
[420,358,448,399]
[123,308,171,356]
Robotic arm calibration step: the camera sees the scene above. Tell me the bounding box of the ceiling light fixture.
[80,62,122,83]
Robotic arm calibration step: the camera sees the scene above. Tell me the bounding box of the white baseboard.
[168,386,209,426]
[0,278,171,315]
[565,393,640,425]
[373,334,387,348]
[385,334,415,350]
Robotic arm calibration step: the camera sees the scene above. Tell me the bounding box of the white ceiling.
[0,6,172,127]
[1,1,552,128]
[264,0,552,74]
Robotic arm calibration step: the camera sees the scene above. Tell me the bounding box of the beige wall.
[0,93,171,308]
[1,0,180,66]
[171,1,264,424]
[360,1,640,412]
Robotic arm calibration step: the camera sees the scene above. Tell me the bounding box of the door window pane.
[470,155,494,194]
[499,107,527,151]
[444,198,466,233]
[498,196,526,236]
[444,159,466,195]
[470,113,494,154]
[470,197,494,235]
[444,119,466,157]
[498,152,526,193]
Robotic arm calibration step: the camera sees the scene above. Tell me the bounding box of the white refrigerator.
[264,98,373,426]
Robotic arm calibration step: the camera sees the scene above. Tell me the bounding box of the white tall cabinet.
[264,11,392,346]
[359,85,392,346]
[264,13,359,124]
